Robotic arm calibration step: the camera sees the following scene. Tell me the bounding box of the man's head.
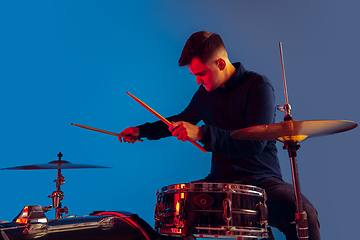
[178,31,226,67]
[179,31,235,92]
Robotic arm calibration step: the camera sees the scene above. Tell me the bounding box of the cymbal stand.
[48,152,68,219]
[279,42,309,239]
[283,140,309,239]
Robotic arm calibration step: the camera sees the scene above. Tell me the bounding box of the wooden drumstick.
[71,123,143,142]
[126,91,206,153]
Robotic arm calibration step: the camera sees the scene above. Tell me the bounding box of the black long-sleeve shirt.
[138,62,282,183]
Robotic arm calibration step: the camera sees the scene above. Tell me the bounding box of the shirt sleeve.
[200,78,276,158]
[137,89,202,140]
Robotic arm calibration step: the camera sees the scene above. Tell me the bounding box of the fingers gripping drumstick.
[126,91,206,153]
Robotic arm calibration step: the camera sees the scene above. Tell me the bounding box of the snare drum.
[155,182,267,239]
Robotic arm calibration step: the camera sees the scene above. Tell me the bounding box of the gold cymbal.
[230,120,358,143]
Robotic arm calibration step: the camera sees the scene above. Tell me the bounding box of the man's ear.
[217,58,226,70]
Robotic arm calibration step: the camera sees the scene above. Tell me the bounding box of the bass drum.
[1,210,157,240]
[155,182,268,239]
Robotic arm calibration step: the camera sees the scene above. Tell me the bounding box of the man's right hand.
[118,127,140,143]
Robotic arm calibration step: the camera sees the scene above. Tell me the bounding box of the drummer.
[119,31,321,240]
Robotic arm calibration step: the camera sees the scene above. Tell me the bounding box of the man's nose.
[196,77,202,85]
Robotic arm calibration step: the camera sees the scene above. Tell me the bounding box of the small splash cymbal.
[230,120,358,143]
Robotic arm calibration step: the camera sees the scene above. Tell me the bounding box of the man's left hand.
[169,121,204,142]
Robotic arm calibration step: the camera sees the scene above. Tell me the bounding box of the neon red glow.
[176,201,180,215]
[16,218,28,224]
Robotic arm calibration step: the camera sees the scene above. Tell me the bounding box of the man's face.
[187,57,223,92]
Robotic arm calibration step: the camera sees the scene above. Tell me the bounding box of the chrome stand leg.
[284,141,309,239]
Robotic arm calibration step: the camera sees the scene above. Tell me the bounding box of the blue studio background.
[1,1,359,239]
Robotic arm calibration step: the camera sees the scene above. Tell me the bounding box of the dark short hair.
[178,31,226,66]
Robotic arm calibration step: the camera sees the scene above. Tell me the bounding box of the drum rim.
[160,182,264,193]
[159,225,268,238]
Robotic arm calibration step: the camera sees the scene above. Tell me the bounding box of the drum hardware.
[98,216,117,229]
[13,205,48,225]
[95,211,155,240]
[1,152,110,220]
[231,42,358,239]
[256,201,267,227]
[155,190,165,226]
[50,152,68,219]
[22,222,49,238]
[276,103,291,114]
[176,199,185,221]
[222,198,232,231]
[265,227,275,240]
[42,205,52,213]
[176,186,186,222]
[223,184,232,235]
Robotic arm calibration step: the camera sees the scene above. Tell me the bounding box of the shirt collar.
[216,62,247,94]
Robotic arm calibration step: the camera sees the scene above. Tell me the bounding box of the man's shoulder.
[246,71,273,86]
[233,62,271,85]
[239,71,274,95]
